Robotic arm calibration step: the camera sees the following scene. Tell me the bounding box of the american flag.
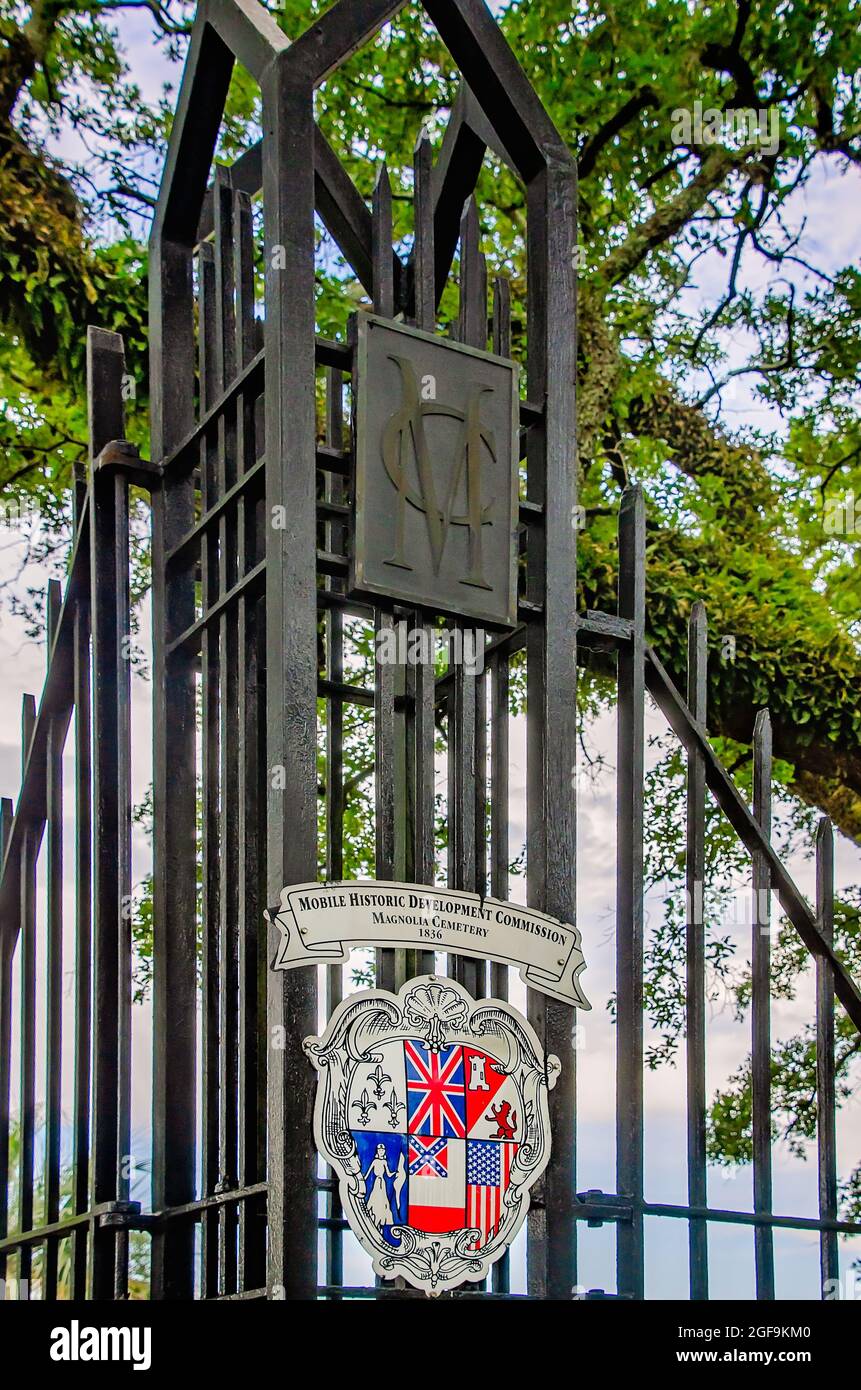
[466,1139,518,1249]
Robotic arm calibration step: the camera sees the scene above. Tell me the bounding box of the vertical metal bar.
[456,196,487,987]
[370,146,405,997]
[489,649,510,988]
[474,658,487,902]
[374,612,397,891]
[148,6,233,1306]
[44,586,63,1296]
[0,797,14,1288]
[18,822,36,1289]
[524,152,578,1301]
[685,600,708,1299]
[448,642,481,995]
[413,128,435,331]
[493,275,511,358]
[324,370,346,1295]
[375,589,408,1296]
[752,708,774,1299]
[380,147,433,981]
[22,692,36,767]
[616,484,646,1301]
[371,151,418,997]
[235,187,265,1294]
[149,225,198,1300]
[397,679,415,974]
[2,789,14,858]
[198,239,221,1299]
[46,575,61,649]
[442,182,486,991]
[115,467,132,1300]
[372,163,394,319]
[86,326,128,1300]
[324,940,344,1295]
[815,816,838,1295]
[86,321,126,453]
[72,604,92,1299]
[214,165,237,388]
[44,660,64,1299]
[215,162,240,1299]
[262,59,319,1301]
[324,946,344,1292]
[400,618,435,982]
[460,193,489,984]
[413,620,436,896]
[218,527,240,1297]
[375,610,397,993]
[325,372,345,884]
[199,242,219,405]
[235,189,257,371]
[393,630,410,892]
[73,461,87,534]
[490,249,513,1124]
[458,197,487,350]
[489,649,510,1294]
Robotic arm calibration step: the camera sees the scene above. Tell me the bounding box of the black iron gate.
[0,0,859,1302]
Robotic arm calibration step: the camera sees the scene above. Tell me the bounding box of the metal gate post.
[261,50,320,1302]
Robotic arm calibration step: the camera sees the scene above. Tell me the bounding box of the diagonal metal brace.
[645,645,861,1033]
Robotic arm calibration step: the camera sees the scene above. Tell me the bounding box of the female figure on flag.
[363,1143,396,1228]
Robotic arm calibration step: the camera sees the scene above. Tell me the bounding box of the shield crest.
[304,975,559,1293]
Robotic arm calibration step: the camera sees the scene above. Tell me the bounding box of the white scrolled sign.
[266,880,590,1009]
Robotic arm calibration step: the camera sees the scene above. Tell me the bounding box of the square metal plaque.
[350,313,519,627]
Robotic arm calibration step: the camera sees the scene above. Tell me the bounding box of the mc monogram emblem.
[381,356,494,590]
[351,313,519,626]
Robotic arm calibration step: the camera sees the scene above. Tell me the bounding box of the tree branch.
[578,85,657,181]
[597,144,762,289]
[700,0,757,108]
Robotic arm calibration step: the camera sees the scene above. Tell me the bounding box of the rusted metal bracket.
[97,1200,157,1233]
[575,1190,635,1227]
[93,439,163,490]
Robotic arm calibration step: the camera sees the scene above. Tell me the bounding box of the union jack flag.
[405,1042,466,1138]
[466,1139,518,1249]
[408,1135,448,1178]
